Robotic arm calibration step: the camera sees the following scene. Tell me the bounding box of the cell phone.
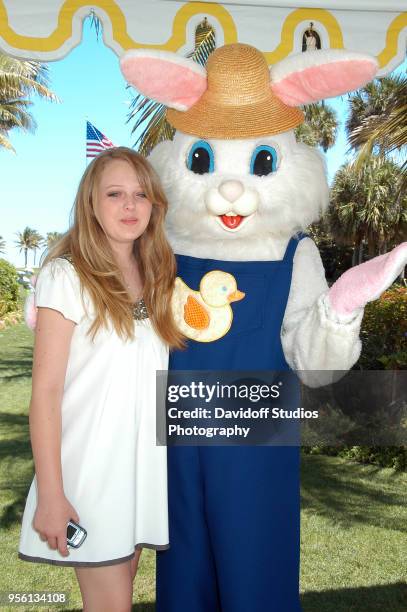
[67,519,87,548]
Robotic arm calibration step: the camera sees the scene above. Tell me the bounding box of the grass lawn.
[0,323,406,611]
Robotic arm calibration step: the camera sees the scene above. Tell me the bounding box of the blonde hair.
[45,147,184,349]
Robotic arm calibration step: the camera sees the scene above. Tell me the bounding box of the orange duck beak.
[228,290,245,303]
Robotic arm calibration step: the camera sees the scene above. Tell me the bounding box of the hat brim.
[167,93,304,139]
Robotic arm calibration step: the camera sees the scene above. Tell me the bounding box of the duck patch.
[172,270,245,342]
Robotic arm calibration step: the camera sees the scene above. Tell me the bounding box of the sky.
[0,20,404,267]
[0,20,134,267]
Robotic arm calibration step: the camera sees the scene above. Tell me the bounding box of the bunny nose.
[219,180,244,203]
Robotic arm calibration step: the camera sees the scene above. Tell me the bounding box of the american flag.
[86,121,115,158]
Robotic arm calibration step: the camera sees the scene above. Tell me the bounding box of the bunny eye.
[187,141,214,175]
[250,145,278,176]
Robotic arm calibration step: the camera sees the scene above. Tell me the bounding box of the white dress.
[19,258,169,566]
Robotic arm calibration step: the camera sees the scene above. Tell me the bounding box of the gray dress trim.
[18,542,169,567]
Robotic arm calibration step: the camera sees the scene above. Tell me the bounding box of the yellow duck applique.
[172,270,245,342]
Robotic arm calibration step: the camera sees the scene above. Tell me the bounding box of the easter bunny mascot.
[120,44,407,612]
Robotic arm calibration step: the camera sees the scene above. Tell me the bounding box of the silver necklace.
[133,297,148,320]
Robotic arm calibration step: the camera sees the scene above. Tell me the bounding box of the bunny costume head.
[120,43,377,260]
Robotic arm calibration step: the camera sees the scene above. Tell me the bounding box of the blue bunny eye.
[187,141,214,174]
[250,145,278,176]
[221,286,227,291]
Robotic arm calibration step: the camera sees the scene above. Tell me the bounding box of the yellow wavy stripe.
[0,0,128,51]
[0,0,237,52]
[377,12,407,68]
[0,1,405,69]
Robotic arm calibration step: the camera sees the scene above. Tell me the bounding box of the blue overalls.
[156,235,304,612]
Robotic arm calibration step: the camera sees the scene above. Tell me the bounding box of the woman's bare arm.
[30,307,79,556]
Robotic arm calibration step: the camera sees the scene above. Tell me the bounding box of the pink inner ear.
[120,56,207,110]
[272,60,377,106]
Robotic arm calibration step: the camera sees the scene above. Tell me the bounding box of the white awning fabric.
[0,1,405,74]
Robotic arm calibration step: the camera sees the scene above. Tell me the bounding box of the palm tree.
[329,155,406,265]
[0,53,58,151]
[347,74,406,195]
[31,230,44,265]
[0,235,5,254]
[15,227,43,267]
[126,18,216,156]
[46,231,64,249]
[346,76,404,143]
[295,102,338,152]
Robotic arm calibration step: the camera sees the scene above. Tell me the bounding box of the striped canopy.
[0,1,405,74]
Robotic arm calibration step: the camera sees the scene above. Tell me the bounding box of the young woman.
[19,147,183,611]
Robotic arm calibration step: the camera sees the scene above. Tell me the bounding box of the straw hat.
[166,43,304,139]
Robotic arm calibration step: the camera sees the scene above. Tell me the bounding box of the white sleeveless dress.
[19,258,169,566]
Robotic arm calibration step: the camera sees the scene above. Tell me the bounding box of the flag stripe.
[86,121,115,158]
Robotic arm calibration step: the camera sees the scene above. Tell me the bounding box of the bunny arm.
[281,238,363,387]
[282,240,406,387]
[328,242,407,316]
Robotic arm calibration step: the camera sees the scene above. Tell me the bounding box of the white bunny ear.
[270,50,379,106]
[120,49,207,111]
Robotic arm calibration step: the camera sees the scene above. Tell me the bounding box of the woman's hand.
[33,494,80,557]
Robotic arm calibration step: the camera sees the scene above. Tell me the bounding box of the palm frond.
[0,52,58,150]
[0,132,14,151]
[295,102,337,152]
[15,227,43,249]
[349,105,407,159]
[187,20,216,66]
[347,74,406,150]
[88,10,102,40]
[0,54,58,101]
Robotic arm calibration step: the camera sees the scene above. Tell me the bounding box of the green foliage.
[303,446,407,471]
[307,219,353,281]
[357,286,407,370]
[305,286,407,471]
[340,446,407,471]
[329,156,406,258]
[295,102,338,152]
[0,258,19,317]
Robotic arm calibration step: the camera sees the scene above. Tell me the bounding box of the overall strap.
[282,232,308,264]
